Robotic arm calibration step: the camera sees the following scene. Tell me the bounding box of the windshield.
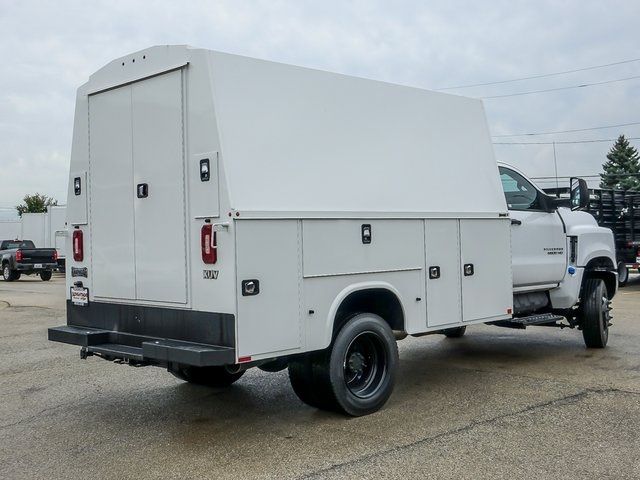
[0,240,36,250]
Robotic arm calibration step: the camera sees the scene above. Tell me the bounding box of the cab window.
[499,167,540,211]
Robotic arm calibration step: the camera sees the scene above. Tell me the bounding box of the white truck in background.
[49,46,617,416]
[0,221,21,240]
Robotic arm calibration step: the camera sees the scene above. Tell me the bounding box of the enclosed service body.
[50,46,616,416]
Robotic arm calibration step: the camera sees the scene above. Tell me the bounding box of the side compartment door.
[460,219,513,322]
[236,220,302,357]
[425,219,462,327]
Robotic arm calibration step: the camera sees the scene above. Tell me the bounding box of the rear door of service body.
[89,69,188,304]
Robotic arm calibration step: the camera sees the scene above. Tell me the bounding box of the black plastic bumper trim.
[65,300,235,347]
[49,301,237,367]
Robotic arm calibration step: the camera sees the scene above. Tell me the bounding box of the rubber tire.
[580,278,610,349]
[617,262,628,287]
[40,271,52,281]
[2,264,17,282]
[168,364,245,387]
[443,326,466,338]
[289,313,399,417]
[288,353,329,410]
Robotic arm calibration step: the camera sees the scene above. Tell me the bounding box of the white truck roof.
[83,45,506,217]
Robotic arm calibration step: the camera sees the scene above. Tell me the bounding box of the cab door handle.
[511,219,522,226]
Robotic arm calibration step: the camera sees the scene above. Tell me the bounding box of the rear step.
[49,325,235,367]
[490,313,566,329]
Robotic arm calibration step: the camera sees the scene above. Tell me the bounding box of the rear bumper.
[15,262,57,271]
[48,301,236,367]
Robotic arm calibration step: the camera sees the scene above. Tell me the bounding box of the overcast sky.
[1,0,639,219]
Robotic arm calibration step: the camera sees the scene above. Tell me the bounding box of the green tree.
[600,135,640,190]
[15,193,58,217]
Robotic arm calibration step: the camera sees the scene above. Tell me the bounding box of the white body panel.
[20,213,47,247]
[0,221,21,240]
[211,52,505,216]
[89,86,137,300]
[460,219,513,322]
[130,71,187,304]
[47,206,67,259]
[236,220,302,357]
[88,69,187,304]
[425,220,461,328]
[509,210,566,289]
[302,220,424,277]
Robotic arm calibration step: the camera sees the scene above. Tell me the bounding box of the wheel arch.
[582,256,617,299]
[326,282,406,347]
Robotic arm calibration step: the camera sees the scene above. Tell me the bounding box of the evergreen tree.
[600,135,640,190]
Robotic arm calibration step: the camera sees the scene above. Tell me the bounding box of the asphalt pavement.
[1,274,639,479]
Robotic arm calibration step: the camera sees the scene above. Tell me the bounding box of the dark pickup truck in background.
[1,240,58,281]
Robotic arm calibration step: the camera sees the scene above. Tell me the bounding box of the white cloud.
[1,0,639,207]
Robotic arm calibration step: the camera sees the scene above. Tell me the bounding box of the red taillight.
[15,250,22,262]
[53,250,58,262]
[201,224,217,264]
[73,230,84,262]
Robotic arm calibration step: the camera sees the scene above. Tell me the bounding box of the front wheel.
[617,261,628,287]
[40,271,52,281]
[289,313,398,416]
[168,364,245,387]
[580,278,611,348]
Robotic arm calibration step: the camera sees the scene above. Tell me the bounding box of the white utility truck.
[49,46,617,416]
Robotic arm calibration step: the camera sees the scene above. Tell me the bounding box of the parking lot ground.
[1,274,639,479]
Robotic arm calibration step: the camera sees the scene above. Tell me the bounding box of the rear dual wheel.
[168,364,245,387]
[40,271,52,281]
[442,326,466,338]
[289,313,398,416]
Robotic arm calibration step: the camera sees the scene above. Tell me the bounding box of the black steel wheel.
[168,364,245,387]
[617,261,628,287]
[289,313,398,416]
[343,331,388,399]
[40,271,52,281]
[443,326,466,338]
[580,278,611,348]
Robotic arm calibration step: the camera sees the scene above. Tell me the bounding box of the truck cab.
[498,163,617,332]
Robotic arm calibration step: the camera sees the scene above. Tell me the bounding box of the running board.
[489,313,566,329]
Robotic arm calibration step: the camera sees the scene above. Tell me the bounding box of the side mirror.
[570,177,589,211]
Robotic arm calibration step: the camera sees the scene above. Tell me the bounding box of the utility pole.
[553,141,559,195]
